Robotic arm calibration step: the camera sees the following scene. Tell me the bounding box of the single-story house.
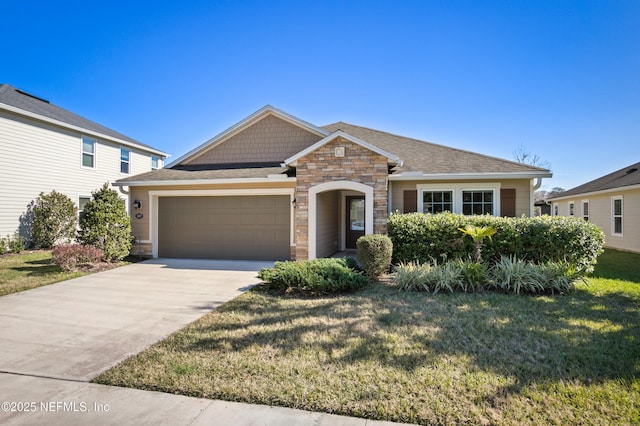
[549,162,640,254]
[0,84,168,239]
[115,105,551,261]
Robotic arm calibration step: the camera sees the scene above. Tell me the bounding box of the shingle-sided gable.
[168,106,329,168]
[183,114,324,166]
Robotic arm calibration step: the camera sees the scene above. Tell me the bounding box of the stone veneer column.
[294,137,389,260]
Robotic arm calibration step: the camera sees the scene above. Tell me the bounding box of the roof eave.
[285,130,402,167]
[0,101,169,158]
[113,176,296,187]
[548,183,640,201]
[389,172,553,181]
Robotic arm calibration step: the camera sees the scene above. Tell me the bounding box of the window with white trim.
[582,200,589,221]
[120,148,130,174]
[462,190,494,215]
[422,191,453,213]
[612,196,623,236]
[151,156,159,170]
[82,136,95,168]
[569,202,575,216]
[417,183,500,216]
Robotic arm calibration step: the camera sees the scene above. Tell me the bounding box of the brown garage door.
[158,196,290,260]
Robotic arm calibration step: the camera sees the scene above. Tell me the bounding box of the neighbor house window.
[82,136,95,168]
[422,191,453,213]
[582,200,589,221]
[79,196,91,218]
[151,156,159,170]
[120,148,130,174]
[462,190,494,215]
[569,202,575,216]
[612,196,623,236]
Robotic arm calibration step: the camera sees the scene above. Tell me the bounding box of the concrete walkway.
[0,259,408,425]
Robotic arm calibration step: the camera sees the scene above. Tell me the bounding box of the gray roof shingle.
[321,122,550,175]
[0,84,163,154]
[549,162,640,199]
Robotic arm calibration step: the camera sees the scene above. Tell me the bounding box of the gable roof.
[322,122,551,178]
[168,105,329,167]
[0,84,167,156]
[549,161,640,200]
[284,130,402,166]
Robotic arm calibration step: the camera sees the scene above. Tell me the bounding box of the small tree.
[78,183,132,261]
[30,191,78,248]
[458,225,496,263]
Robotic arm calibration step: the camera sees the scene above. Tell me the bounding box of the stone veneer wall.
[294,137,389,260]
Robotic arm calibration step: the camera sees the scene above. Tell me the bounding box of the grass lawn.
[0,251,131,297]
[94,249,640,425]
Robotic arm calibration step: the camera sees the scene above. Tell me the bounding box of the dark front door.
[346,196,365,249]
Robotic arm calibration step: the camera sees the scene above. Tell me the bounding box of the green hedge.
[387,213,605,274]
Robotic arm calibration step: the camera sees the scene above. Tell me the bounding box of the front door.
[346,196,365,249]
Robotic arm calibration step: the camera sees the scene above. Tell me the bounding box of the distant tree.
[77,183,131,261]
[30,191,78,249]
[513,144,551,169]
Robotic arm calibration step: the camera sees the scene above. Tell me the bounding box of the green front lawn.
[94,249,640,425]
[0,251,131,297]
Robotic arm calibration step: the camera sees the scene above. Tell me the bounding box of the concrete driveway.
[0,258,271,381]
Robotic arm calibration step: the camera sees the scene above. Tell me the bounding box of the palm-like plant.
[458,225,497,263]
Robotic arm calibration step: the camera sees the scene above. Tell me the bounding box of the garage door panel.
[158,196,290,260]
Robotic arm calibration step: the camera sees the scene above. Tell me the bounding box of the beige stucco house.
[0,84,168,240]
[115,105,551,261]
[549,162,640,254]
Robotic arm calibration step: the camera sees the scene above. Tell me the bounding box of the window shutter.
[500,188,516,217]
[403,190,417,213]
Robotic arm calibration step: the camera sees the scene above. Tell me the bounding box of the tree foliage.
[30,191,78,249]
[77,183,131,261]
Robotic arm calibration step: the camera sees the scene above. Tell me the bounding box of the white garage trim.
[149,188,295,258]
[308,181,373,259]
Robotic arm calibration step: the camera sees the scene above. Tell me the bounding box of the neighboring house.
[0,84,168,240]
[549,162,640,254]
[115,105,551,261]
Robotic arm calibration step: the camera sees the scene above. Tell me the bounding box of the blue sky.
[2,0,638,191]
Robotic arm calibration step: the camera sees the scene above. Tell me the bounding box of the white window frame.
[581,200,589,221]
[568,201,575,216]
[120,148,130,174]
[81,136,96,169]
[417,182,501,216]
[612,196,623,236]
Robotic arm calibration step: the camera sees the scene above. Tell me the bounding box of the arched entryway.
[308,181,374,259]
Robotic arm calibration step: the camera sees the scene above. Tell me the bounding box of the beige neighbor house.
[549,162,640,254]
[115,105,551,261]
[0,84,168,240]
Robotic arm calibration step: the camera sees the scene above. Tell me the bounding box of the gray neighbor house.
[0,84,168,240]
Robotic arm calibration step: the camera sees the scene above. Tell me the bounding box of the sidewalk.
[1,373,408,425]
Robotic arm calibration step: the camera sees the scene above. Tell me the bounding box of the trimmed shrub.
[257,258,368,294]
[0,237,7,255]
[387,212,604,275]
[8,233,25,253]
[78,183,132,261]
[30,191,78,249]
[52,244,104,271]
[356,234,393,279]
